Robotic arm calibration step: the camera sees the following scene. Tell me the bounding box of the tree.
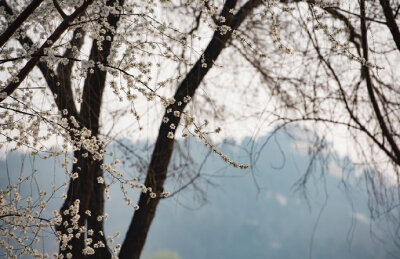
[239,0,400,244]
[1,0,400,258]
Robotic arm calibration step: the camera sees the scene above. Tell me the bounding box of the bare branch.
[0,0,94,103]
[52,0,67,19]
[379,0,400,52]
[0,0,44,48]
[360,0,400,165]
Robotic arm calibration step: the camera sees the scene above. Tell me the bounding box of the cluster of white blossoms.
[0,175,59,258]
[193,120,250,170]
[162,106,250,169]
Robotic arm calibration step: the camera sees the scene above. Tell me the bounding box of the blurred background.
[2,128,399,258]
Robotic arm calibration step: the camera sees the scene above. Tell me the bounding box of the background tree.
[234,0,400,245]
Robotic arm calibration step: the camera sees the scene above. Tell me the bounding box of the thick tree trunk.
[119,1,261,258]
[57,151,111,258]
[57,150,99,258]
[87,165,110,259]
[56,0,124,257]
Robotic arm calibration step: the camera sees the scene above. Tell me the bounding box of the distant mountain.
[109,132,400,259]
[1,130,399,258]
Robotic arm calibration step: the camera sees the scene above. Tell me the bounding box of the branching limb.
[0,0,94,103]
[360,0,400,165]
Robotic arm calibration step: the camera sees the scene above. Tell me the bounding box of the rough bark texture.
[119,1,262,258]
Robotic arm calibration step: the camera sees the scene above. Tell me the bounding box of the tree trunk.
[57,150,99,258]
[57,0,124,257]
[119,1,261,258]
